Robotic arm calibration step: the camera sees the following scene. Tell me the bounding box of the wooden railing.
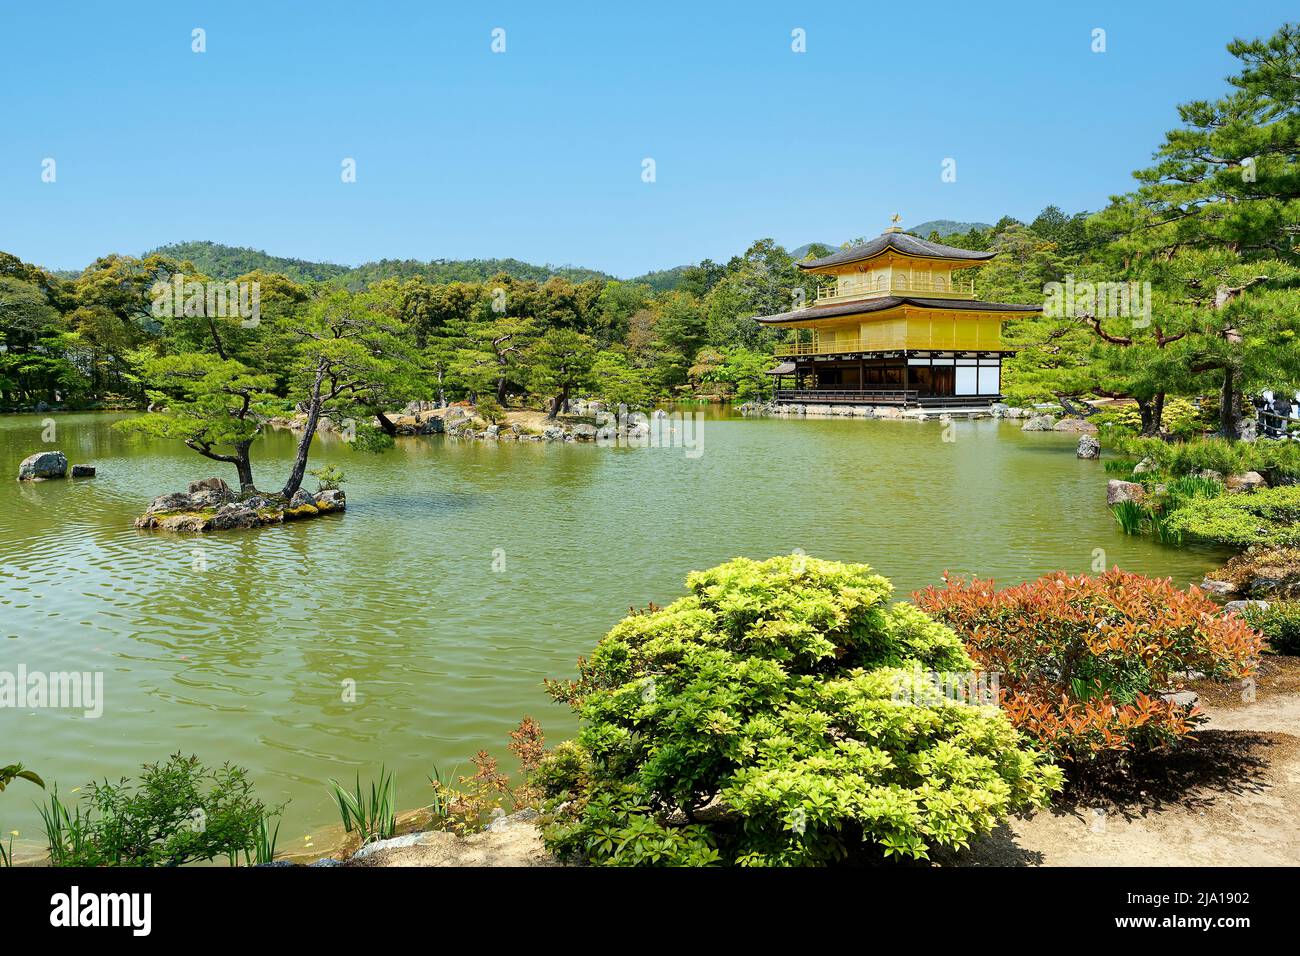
[774,338,868,357]
[814,276,976,305]
[775,389,918,405]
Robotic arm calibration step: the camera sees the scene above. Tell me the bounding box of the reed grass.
[326,768,396,845]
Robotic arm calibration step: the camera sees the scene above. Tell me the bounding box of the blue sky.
[0,1,1292,276]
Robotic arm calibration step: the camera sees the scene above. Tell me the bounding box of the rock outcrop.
[345,810,557,868]
[1054,418,1098,434]
[1106,479,1146,506]
[1077,434,1101,459]
[1226,471,1267,494]
[1021,415,1057,432]
[135,487,346,531]
[17,450,68,481]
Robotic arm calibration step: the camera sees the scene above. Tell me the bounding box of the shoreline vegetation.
[9,554,1296,869]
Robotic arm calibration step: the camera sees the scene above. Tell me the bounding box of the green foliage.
[1116,435,1300,481]
[526,328,597,416]
[589,350,655,408]
[1240,601,1300,655]
[474,395,507,425]
[1166,486,1300,547]
[538,555,1061,866]
[0,763,44,793]
[1,762,44,867]
[309,464,345,491]
[1164,474,1226,507]
[1111,501,1148,536]
[327,768,396,846]
[1092,399,1212,438]
[38,753,281,867]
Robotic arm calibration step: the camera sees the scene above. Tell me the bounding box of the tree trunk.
[495,376,508,404]
[234,440,256,495]
[1220,367,1241,441]
[375,410,396,437]
[547,392,563,420]
[281,369,324,499]
[1137,392,1166,437]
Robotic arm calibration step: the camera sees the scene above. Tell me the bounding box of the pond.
[0,407,1230,858]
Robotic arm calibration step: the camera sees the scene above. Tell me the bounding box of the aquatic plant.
[326,768,396,845]
[537,555,1061,866]
[1163,474,1225,508]
[1112,500,1148,535]
[915,570,1263,760]
[242,813,282,866]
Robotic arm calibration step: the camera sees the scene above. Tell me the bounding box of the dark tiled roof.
[798,233,994,270]
[755,296,1042,324]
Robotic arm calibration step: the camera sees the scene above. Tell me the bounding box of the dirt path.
[958,657,1300,866]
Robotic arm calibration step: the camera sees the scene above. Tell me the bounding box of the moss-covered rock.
[134,487,345,532]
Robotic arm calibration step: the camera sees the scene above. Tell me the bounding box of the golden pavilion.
[757,219,1040,407]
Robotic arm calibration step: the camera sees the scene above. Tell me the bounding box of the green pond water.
[0,407,1230,858]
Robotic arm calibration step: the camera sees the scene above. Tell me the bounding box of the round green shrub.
[1240,601,1300,655]
[537,555,1062,866]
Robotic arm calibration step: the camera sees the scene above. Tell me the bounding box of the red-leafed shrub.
[913,570,1263,760]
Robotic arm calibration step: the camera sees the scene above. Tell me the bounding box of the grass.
[1112,501,1148,535]
[36,788,90,867]
[236,813,282,866]
[326,768,397,846]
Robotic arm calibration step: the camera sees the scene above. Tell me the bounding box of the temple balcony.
[775,337,868,357]
[814,275,976,305]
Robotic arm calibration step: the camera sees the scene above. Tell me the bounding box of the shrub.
[914,570,1263,761]
[309,464,345,491]
[475,396,507,425]
[536,555,1061,866]
[1092,398,1210,438]
[427,717,547,835]
[1239,602,1300,655]
[1115,435,1300,482]
[39,754,281,866]
[1165,485,1300,547]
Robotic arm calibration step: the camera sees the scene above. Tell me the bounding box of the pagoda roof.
[755,296,1042,325]
[798,232,994,270]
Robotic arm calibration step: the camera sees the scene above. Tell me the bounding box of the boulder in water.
[17,450,68,481]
